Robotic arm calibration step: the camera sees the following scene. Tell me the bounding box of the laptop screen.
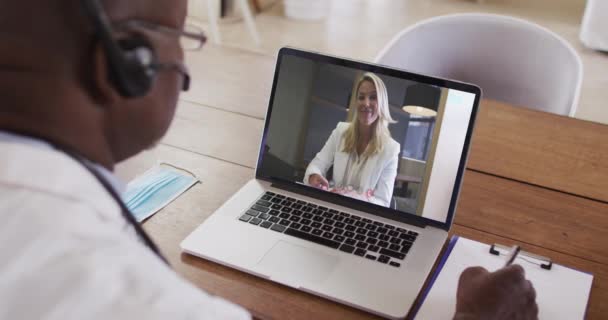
[257,48,480,229]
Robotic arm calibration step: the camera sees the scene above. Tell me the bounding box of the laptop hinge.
[270,180,427,229]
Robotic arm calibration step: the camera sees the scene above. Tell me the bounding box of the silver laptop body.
[182,48,481,319]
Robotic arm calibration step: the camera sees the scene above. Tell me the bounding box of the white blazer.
[0,140,249,320]
[304,122,400,207]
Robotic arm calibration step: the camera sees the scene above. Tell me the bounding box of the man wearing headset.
[0,1,537,319]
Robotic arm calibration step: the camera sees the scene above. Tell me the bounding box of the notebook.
[413,236,594,319]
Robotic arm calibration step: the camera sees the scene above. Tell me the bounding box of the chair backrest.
[375,14,583,116]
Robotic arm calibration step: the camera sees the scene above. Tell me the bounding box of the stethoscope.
[5,130,170,266]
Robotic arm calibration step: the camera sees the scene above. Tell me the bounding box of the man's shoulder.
[0,141,121,218]
[0,184,121,238]
[0,183,250,319]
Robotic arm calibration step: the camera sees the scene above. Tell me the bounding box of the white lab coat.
[0,139,250,320]
[304,122,400,207]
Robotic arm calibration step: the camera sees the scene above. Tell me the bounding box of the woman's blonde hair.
[343,72,396,158]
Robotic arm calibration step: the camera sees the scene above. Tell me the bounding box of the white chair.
[198,0,261,45]
[375,14,583,117]
[580,0,608,52]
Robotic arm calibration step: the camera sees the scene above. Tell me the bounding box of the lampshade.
[402,84,441,117]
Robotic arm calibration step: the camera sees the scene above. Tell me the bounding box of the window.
[402,116,436,161]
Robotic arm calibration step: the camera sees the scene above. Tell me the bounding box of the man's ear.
[92,42,121,104]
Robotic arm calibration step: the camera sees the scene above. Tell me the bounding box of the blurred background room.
[184,0,607,125]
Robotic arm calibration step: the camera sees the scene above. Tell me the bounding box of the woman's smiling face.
[357,80,379,127]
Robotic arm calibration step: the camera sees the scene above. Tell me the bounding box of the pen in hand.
[504,245,521,267]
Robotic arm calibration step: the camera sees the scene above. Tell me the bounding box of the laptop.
[181,47,481,319]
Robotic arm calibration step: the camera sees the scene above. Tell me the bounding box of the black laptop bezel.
[255,47,481,231]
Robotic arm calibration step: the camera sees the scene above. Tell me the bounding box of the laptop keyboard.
[238,191,418,268]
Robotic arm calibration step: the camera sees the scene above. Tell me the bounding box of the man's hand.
[454,265,538,320]
[308,174,329,190]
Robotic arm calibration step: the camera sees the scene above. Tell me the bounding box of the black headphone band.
[81,0,123,63]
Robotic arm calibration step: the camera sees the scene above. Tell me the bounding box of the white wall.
[421,89,476,223]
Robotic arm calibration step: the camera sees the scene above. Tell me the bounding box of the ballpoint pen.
[504,245,521,267]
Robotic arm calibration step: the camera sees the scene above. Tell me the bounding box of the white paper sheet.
[414,237,593,320]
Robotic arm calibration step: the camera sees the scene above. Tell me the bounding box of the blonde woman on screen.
[304,72,400,207]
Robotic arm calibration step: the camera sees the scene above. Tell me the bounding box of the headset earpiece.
[81,0,157,98]
[114,36,158,98]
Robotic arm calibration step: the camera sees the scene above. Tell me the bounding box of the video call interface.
[259,54,476,223]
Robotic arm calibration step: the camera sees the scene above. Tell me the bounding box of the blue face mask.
[122,164,199,222]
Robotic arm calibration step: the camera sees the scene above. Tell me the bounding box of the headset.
[81,0,157,98]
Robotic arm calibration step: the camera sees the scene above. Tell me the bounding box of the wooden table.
[117,45,608,319]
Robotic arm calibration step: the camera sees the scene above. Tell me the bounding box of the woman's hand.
[308,174,329,190]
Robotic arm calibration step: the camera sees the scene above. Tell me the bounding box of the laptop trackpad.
[256,240,339,287]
